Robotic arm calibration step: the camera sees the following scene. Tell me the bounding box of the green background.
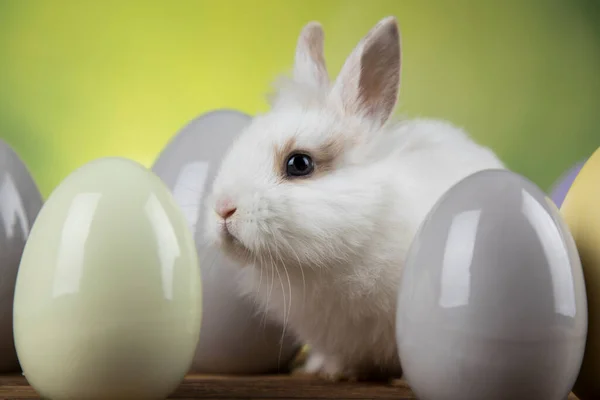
[0,0,598,198]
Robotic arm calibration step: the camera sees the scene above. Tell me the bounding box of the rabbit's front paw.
[296,351,355,382]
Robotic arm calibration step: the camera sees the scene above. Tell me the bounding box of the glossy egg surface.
[396,168,587,400]
[561,147,600,400]
[0,139,43,372]
[13,157,202,400]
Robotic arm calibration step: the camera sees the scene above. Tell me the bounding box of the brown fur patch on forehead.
[274,136,345,180]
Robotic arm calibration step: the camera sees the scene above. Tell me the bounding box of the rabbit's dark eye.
[286,153,314,177]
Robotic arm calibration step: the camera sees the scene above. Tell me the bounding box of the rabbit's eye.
[286,153,314,177]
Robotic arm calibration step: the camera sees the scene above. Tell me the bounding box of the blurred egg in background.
[560,147,600,400]
[0,0,598,196]
[152,110,300,374]
[0,140,42,372]
[549,161,586,207]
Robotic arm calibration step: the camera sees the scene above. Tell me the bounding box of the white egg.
[13,157,202,400]
[396,169,587,400]
[152,109,299,374]
[0,139,43,372]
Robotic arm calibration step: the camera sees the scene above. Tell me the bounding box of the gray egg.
[396,169,587,400]
[0,140,43,372]
[152,109,300,374]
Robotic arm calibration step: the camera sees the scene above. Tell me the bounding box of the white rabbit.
[204,16,505,381]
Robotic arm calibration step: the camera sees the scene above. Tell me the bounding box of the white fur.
[204,17,505,379]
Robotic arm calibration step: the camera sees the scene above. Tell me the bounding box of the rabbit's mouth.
[219,224,253,264]
[222,226,240,246]
[221,221,244,246]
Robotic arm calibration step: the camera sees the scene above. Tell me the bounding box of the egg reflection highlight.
[396,169,586,400]
[13,157,201,400]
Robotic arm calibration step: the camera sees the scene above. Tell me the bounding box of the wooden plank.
[0,374,581,399]
[0,374,414,400]
[173,375,415,399]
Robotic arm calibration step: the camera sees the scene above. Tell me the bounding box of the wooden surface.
[0,374,414,399]
[0,374,581,399]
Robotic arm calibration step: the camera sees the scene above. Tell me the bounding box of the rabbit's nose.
[215,197,237,220]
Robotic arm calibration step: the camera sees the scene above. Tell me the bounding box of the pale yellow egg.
[561,147,600,400]
[13,157,202,400]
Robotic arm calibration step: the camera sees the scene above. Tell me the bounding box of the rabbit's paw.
[296,351,356,382]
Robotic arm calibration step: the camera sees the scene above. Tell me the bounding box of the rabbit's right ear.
[293,21,329,89]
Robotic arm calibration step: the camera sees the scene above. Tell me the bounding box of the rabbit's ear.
[329,17,401,127]
[293,21,329,89]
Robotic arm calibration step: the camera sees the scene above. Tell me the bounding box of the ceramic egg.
[561,147,600,400]
[0,140,43,372]
[152,109,299,374]
[396,169,587,400]
[13,157,202,400]
[550,160,586,207]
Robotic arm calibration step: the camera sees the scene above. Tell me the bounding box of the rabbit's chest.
[240,264,400,363]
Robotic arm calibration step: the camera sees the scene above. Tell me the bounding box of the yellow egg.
[13,157,202,400]
[561,147,600,400]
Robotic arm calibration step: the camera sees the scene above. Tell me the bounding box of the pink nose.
[215,198,237,220]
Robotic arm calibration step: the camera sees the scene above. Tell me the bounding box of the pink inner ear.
[357,23,401,124]
[328,17,401,125]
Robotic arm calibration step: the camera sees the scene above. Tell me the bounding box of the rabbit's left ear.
[329,17,401,127]
[293,21,329,89]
